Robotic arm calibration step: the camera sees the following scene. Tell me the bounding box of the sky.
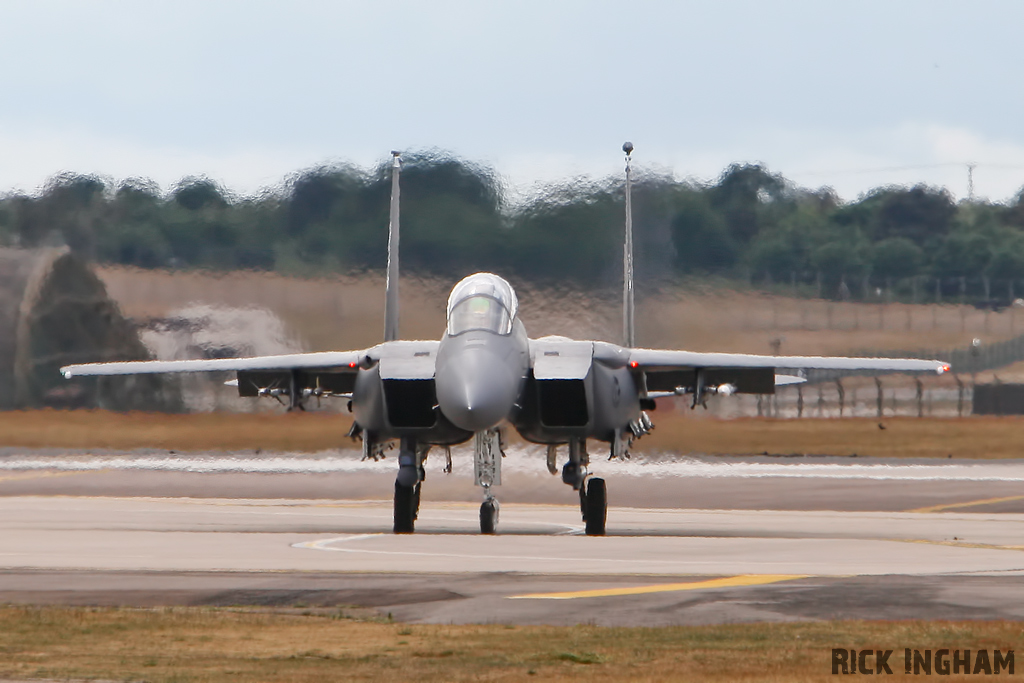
[1,0,1023,203]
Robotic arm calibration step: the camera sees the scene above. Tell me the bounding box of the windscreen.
[446,273,518,336]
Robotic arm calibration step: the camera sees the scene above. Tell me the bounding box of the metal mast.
[384,151,402,341]
[622,141,635,348]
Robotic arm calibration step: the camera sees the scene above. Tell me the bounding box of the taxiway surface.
[0,450,1022,625]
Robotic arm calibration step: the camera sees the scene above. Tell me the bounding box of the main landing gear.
[393,437,427,534]
[560,438,607,536]
[393,480,420,534]
[581,476,606,536]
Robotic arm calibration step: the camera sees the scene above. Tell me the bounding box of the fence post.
[875,377,883,418]
[915,378,924,417]
[955,375,965,417]
[835,379,845,417]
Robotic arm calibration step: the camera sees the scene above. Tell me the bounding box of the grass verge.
[0,606,1020,682]
[2,410,1024,459]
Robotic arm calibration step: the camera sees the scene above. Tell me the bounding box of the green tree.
[15,173,108,256]
[708,163,788,244]
[932,232,992,278]
[173,177,229,211]
[669,188,735,273]
[871,237,923,279]
[835,185,955,248]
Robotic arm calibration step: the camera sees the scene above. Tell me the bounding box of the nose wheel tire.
[394,482,419,534]
[583,477,607,536]
[480,499,499,534]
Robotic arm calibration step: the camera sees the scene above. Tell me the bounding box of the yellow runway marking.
[893,538,1024,552]
[0,470,98,484]
[507,574,809,600]
[909,495,1024,514]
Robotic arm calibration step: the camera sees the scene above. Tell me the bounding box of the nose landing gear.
[474,429,504,534]
[480,495,500,534]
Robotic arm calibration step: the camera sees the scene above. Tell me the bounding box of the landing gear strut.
[393,437,426,534]
[474,429,503,534]
[561,438,588,490]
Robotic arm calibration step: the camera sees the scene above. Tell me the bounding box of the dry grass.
[642,415,1024,460]
[0,606,1019,682]
[3,410,1024,459]
[97,266,1021,356]
[0,409,350,452]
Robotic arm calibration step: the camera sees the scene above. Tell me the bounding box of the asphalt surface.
[1,450,1023,625]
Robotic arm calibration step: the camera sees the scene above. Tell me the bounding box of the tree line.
[1,151,1023,299]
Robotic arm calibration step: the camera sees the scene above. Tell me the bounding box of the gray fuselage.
[351,274,641,449]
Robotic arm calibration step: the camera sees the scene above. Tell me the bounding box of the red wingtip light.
[629,361,639,368]
[349,362,357,368]
[940,363,951,374]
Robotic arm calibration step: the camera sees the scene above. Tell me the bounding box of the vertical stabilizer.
[384,151,402,342]
[622,142,635,348]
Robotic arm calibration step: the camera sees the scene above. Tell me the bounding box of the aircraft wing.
[629,349,948,373]
[60,351,365,378]
[627,348,949,395]
[60,340,441,399]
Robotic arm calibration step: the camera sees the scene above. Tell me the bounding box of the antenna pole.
[967,162,976,202]
[622,142,635,348]
[384,151,402,341]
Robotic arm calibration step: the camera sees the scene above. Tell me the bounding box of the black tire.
[394,482,416,534]
[480,500,498,535]
[584,478,607,536]
[579,485,588,521]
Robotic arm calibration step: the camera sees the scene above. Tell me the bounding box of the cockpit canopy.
[446,273,518,336]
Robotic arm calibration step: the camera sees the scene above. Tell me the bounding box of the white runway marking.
[2,450,1024,482]
[290,534,775,567]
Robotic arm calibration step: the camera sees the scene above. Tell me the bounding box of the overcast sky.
[1,1,1023,203]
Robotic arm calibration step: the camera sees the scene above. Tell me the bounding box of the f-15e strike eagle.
[62,146,949,536]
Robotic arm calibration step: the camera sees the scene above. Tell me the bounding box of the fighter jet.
[61,147,950,536]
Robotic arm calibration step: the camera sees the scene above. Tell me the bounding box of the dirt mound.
[0,247,178,410]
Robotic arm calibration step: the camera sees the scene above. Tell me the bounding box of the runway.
[1,449,1023,625]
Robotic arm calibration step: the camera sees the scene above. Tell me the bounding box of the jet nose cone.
[436,348,518,433]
